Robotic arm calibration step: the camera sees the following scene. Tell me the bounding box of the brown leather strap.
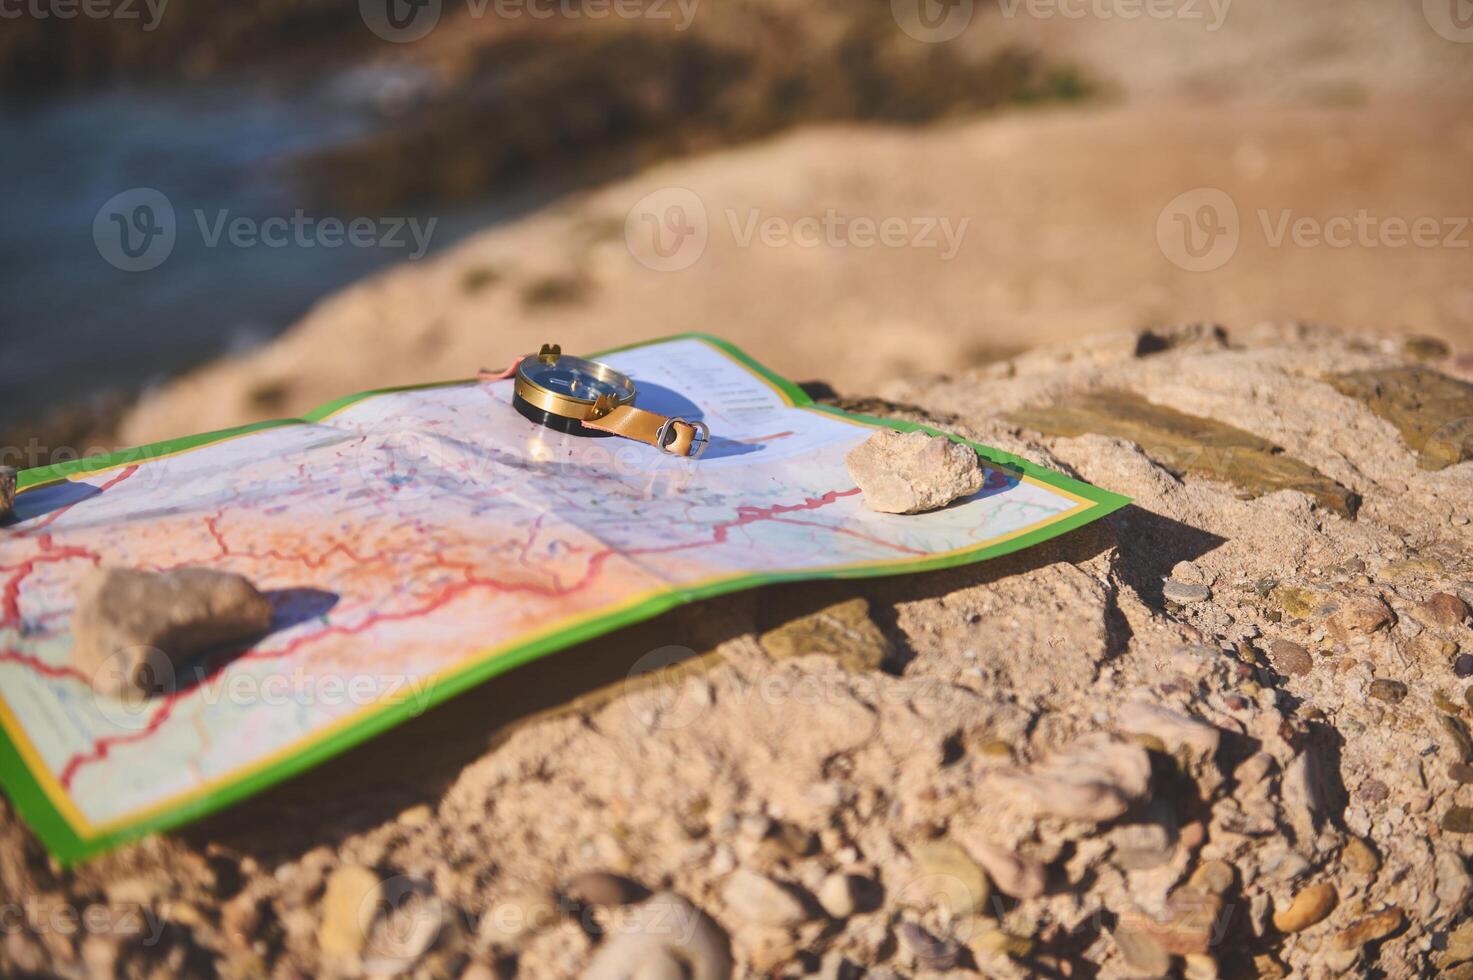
[584,404,699,456]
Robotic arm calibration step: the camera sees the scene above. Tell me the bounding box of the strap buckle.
[656,418,711,458]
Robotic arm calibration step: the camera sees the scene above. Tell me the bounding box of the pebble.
[221,893,262,948]
[844,429,984,514]
[897,922,960,970]
[815,953,861,980]
[582,892,732,980]
[1131,887,1223,957]
[908,840,991,914]
[1272,882,1337,933]
[738,814,773,840]
[1117,700,1221,757]
[1109,820,1177,872]
[719,869,810,927]
[563,871,647,908]
[1445,920,1473,963]
[1113,922,1171,975]
[1332,907,1404,950]
[1325,593,1396,640]
[79,936,119,979]
[1252,953,1290,978]
[1357,779,1390,804]
[817,873,859,919]
[398,804,434,828]
[361,875,440,976]
[1234,752,1276,788]
[1420,593,1472,628]
[1272,585,1321,620]
[1451,762,1473,784]
[1442,807,1473,833]
[1440,713,1473,763]
[1368,679,1408,704]
[1341,836,1380,876]
[968,927,1034,960]
[1436,848,1471,912]
[1163,580,1212,604]
[1188,860,1235,896]
[71,566,275,696]
[988,734,1151,823]
[319,865,381,961]
[479,887,560,947]
[458,964,509,980]
[710,846,736,876]
[1183,954,1221,980]
[1403,335,1452,361]
[959,837,1046,899]
[1268,639,1314,677]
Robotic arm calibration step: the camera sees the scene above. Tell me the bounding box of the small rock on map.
[0,466,14,522]
[72,566,275,697]
[844,429,984,514]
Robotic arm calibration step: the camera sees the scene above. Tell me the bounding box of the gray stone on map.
[0,466,14,522]
[72,566,275,698]
[844,429,984,514]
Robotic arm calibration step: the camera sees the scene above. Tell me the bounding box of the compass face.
[517,353,636,407]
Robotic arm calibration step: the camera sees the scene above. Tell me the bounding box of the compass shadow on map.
[167,588,340,694]
[7,479,99,525]
[608,378,761,460]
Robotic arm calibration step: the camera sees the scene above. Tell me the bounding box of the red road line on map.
[51,485,890,789]
[734,431,795,444]
[3,467,134,636]
[2,546,97,629]
[205,513,388,569]
[57,698,180,789]
[0,648,90,683]
[767,516,927,554]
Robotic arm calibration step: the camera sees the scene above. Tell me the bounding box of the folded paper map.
[0,335,1128,862]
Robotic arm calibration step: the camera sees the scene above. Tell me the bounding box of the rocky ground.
[5,322,1473,978]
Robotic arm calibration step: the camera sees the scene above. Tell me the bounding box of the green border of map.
[0,333,1129,863]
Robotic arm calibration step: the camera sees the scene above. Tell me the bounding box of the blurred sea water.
[0,73,539,430]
